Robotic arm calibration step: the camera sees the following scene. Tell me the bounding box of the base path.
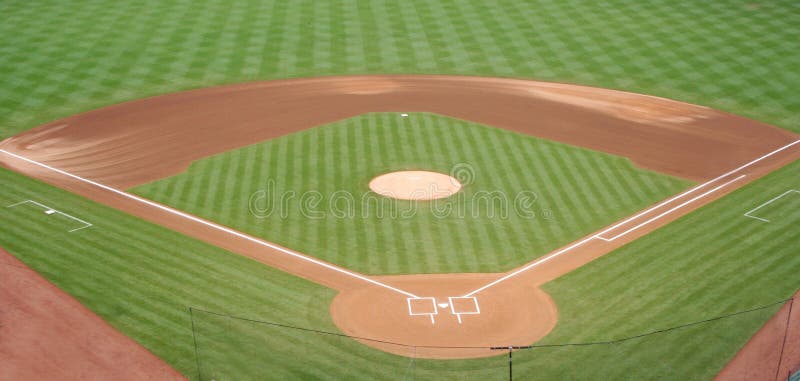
[0,248,185,380]
[1,75,798,359]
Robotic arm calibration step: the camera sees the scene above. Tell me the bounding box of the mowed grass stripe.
[474,1,535,75]
[551,144,605,232]
[525,140,579,230]
[401,115,439,272]
[177,164,200,210]
[220,150,242,223]
[381,1,418,70]
[534,142,592,236]
[354,117,375,269]
[233,144,258,228]
[322,0,344,73]
[409,1,456,72]
[306,125,325,256]
[410,115,455,271]
[591,153,667,219]
[344,119,365,268]
[446,117,495,270]
[364,115,389,271]
[577,152,626,215]
[372,115,400,271]
[428,0,479,73]
[461,118,512,268]
[385,116,416,272]
[333,122,351,268]
[470,124,520,268]
[605,155,655,206]
[422,115,470,270]
[512,138,563,247]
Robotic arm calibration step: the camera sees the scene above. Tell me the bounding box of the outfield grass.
[132,112,691,275]
[1,0,799,140]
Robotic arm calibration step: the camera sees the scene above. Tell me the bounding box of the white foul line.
[0,149,419,299]
[596,139,800,239]
[596,175,746,241]
[463,235,596,297]
[464,176,745,297]
[743,189,800,223]
[464,139,800,297]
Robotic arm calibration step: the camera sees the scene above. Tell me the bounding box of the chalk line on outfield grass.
[596,139,800,241]
[463,139,800,297]
[743,189,800,223]
[0,149,420,299]
[595,175,746,241]
[6,199,93,232]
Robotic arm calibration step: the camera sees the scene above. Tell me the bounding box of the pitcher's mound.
[369,171,461,201]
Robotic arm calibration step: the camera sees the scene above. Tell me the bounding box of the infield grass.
[132,112,692,275]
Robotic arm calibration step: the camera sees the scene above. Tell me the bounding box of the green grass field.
[2,0,799,379]
[1,0,798,139]
[132,112,691,275]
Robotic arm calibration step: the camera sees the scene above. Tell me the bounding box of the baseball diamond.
[1,1,799,380]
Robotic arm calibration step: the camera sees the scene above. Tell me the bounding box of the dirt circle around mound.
[369,170,462,200]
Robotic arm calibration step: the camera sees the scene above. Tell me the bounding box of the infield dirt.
[1,75,798,360]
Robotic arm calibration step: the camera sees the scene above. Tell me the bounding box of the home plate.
[438,303,449,308]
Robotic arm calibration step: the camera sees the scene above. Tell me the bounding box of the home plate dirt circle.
[330,273,558,359]
[369,170,462,200]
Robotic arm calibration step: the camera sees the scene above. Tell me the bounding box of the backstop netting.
[189,299,789,380]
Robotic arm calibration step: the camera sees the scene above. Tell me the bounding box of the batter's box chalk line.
[407,296,481,325]
[407,297,438,324]
[449,296,480,324]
